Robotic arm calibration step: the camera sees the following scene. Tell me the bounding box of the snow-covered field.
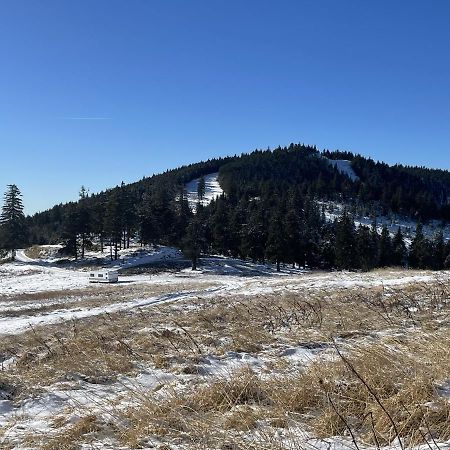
[1,247,450,449]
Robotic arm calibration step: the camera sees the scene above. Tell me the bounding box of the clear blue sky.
[1,0,450,215]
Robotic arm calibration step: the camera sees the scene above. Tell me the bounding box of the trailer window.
[98,274,103,277]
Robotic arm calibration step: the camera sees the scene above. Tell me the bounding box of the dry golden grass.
[1,274,449,449]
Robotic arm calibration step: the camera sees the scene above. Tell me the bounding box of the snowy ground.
[319,200,450,242]
[1,247,449,449]
[185,172,223,210]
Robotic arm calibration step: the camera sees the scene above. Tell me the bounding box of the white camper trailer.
[88,270,119,283]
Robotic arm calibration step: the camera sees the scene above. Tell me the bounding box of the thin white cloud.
[65,117,110,120]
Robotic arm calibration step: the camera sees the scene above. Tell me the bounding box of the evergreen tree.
[138,192,159,246]
[0,184,27,258]
[182,216,206,270]
[283,207,301,267]
[240,203,267,263]
[409,223,430,269]
[61,203,79,259]
[335,212,357,270]
[378,225,393,267]
[392,227,407,267]
[197,176,206,201]
[356,225,377,271]
[211,198,230,255]
[104,191,123,260]
[430,230,445,270]
[265,207,287,271]
[77,186,91,258]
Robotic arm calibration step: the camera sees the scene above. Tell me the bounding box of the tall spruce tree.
[0,184,27,258]
[104,190,123,260]
[335,212,357,270]
[182,216,206,270]
[78,186,91,258]
[378,225,393,267]
[409,223,430,269]
[356,225,378,271]
[61,203,79,259]
[392,227,407,267]
[197,176,206,201]
[266,207,287,272]
[431,230,445,270]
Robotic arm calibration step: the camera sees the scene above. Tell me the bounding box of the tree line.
[3,144,450,270]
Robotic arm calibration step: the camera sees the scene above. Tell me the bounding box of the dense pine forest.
[4,144,450,271]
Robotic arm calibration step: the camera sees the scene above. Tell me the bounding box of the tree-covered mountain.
[9,143,450,270]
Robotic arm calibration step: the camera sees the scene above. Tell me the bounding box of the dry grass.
[1,274,449,449]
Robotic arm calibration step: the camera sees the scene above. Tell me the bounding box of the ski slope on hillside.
[185,172,223,210]
[327,158,359,181]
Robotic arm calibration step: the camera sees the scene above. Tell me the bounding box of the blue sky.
[1,1,450,214]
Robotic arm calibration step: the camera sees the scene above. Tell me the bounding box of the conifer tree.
[392,227,407,267]
[182,216,206,270]
[266,207,287,271]
[431,230,445,270]
[197,176,206,201]
[335,212,357,270]
[355,225,378,271]
[138,192,159,246]
[104,190,123,260]
[211,198,230,255]
[0,184,27,258]
[378,225,393,267]
[240,204,267,263]
[61,203,79,259]
[409,223,430,269]
[77,186,91,258]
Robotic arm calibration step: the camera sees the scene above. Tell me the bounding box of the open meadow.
[0,250,449,450]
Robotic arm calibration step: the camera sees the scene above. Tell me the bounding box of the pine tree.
[0,184,27,258]
[409,223,430,269]
[392,227,407,267]
[182,216,206,270]
[211,198,230,255]
[197,176,206,201]
[356,225,378,271]
[138,192,159,246]
[431,230,445,270]
[78,186,91,258]
[265,207,287,272]
[335,212,357,270]
[61,203,79,259]
[104,191,123,260]
[378,225,393,267]
[240,204,267,263]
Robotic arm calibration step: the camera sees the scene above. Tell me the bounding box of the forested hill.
[23,143,450,270]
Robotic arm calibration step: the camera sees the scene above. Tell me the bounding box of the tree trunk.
[115,240,118,260]
[276,260,280,272]
[100,235,104,253]
[192,256,197,270]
